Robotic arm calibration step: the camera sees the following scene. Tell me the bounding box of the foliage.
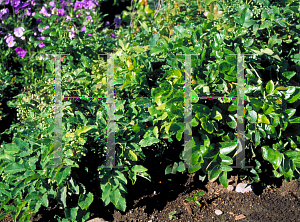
[0,0,300,221]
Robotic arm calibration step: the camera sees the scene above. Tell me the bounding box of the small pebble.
[236,183,253,193]
[215,209,223,215]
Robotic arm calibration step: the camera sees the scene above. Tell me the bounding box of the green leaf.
[196,190,205,197]
[116,195,126,212]
[244,39,254,47]
[3,163,26,174]
[205,0,217,5]
[219,171,228,188]
[149,34,159,48]
[208,165,222,181]
[114,171,127,185]
[139,21,149,32]
[56,168,71,186]
[75,111,87,125]
[282,71,296,80]
[139,137,160,147]
[128,150,138,161]
[257,114,270,124]
[76,125,93,137]
[59,186,67,208]
[226,115,237,129]
[78,192,94,210]
[131,165,148,173]
[284,109,296,119]
[176,130,183,141]
[252,132,260,146]
[110,189,121,207]
[289,117,300,123]
[219,142,237,155]
[266,80,274,94]
[261,146,283,170]
[149,46,164,56]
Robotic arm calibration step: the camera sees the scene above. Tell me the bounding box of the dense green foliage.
[0,0,300,221]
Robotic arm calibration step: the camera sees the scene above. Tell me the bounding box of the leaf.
[131,165,148,173]
[78,192,94,210]
[149,34,159,49]
[219,171,228,188]
[114,171,127,185]
[244,39,254,47]
[110,188,121,207]
[139,137,160,147]
[59,186,67,208]
[261,48,274,55]
[116,194,126,212]
[119,39,125,51]
[261,146,283,170]
[3,163,26,174]
[149,46,164,56]
[126,56,134,71]
[138,21,149,32]
[208,164,222,181]
[205,0,217,5]
[219,142,237,155]
[266,80,274,94]
[282,71,296,80]
[76,126,93,137]
[128,150,138,161]
[56,168,71,186]
[257,114,270,124]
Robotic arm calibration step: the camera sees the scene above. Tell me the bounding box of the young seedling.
[185,190,205,207]
[168,210,177,220]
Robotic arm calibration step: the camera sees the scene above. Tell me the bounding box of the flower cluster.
[0,0,122,59]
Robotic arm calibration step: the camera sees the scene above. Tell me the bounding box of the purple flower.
[36,18,43,24]
[86,15,92,23]
[0,8,10,20]
[49,0,56,8]
[11,0,20,7]
[82,0,94,9]
[39,6,51,17]
[41,54,49,60]
[14,26,25,37]
[111,34,117,39]
[74,1,82,12]
[38,25,50,32]
[15,2,30,14]
[31,0,35,6]
[105,21,110,26]
[37,36,45,40]
[88,33,91,36]
[38,42,45,48]
[6,35,16,47]
[24,7,31,16]
[65,15,72,21]
[67,26,78,39]
[57,8,65,16]
[16,47,27,57]
[81,26,85,31]
[60,0,73,9]
[114,16,122,29]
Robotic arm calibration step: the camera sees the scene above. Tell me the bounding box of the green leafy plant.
[168,210,177,220]
[185,190,205,207]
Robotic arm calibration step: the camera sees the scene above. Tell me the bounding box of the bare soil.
[1,168,300,222]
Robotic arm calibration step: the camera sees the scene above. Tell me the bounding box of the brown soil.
[1,172,300,222]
